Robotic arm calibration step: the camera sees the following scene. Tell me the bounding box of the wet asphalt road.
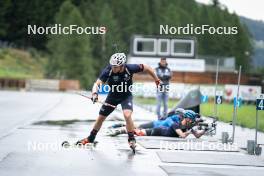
[0,90,263,176]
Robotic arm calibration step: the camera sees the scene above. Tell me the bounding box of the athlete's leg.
[123,109,134,135]
[93,114,106,130]
[87,114,106,142]
[151,127,178,137]
[79,96,117,144]
[163,92,169,117]
[110,121,154,136]
[149,127,163,136]
[156,91,162,119]
[121,95,136,142]
[111,122,152,129]
[136,128,162,136]
[138,121,155,129]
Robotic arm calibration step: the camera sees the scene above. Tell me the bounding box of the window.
[158,39,170,55]
[171,39,194,57]
[133,38,156,55]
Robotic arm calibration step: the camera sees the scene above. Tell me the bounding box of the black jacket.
[155,64,172,85]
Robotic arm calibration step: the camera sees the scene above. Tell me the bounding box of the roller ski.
[62,138,98,149]
[128,138,137,154]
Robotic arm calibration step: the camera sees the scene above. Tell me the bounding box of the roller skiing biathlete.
[74,52,161,154]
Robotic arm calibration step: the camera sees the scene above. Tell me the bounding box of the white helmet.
[109,53,126,66]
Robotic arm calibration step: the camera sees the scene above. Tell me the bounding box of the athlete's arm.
[175,129,191,138]
[92,79,103,94]
[191,129,206,138]
[142,64,160,82]
[90,79,104,103]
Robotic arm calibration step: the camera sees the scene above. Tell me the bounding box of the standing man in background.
[155,58,172,119]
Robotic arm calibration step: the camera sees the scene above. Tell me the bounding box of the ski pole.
[77,93,117,109]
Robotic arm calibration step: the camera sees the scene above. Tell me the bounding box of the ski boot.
[108,128,127,137]
[75,137,98,147]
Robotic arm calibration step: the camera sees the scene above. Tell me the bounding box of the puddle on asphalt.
[32,119,95,126]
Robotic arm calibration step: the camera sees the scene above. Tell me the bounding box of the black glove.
[91,93,98,104]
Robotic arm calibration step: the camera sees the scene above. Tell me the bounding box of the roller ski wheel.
[61,141,70,148]
[62,139,98,148]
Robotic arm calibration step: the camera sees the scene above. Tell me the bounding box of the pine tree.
[81,1,126,75]
[231,15,253,71]
[0,0,11,38]
[47,0,95,88]
[97,4,125,63]
[0,0,254,74]
[1,0,64,49]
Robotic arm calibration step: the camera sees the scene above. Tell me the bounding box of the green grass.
[0,48,45,79]
[135,97,264,132]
